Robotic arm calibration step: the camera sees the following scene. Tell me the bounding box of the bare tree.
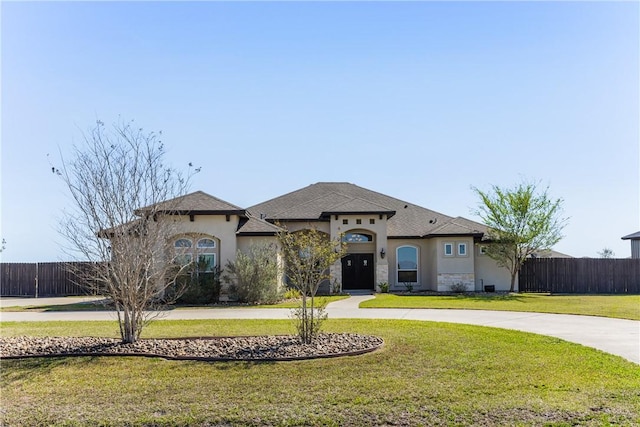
[277,227,347,343]
[54,119,195,343]
[473,180,567,292]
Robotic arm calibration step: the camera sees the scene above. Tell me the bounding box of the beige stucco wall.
[386,239,432,291]
[330,214,390,291]
[236,235,279,253]
[168,214,240,272]
[473,244,514,291]
[434,237,475,292]
[278,221,330,235]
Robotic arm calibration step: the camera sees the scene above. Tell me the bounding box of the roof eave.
[320,210,396,219]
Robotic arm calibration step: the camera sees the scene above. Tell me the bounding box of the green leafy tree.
[473,181,567,292]
[278,227,347,343]
[223,243,281,304]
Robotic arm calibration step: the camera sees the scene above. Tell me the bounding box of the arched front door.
[341,253,374,290]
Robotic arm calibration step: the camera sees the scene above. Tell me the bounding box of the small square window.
[356,219,362,225]
[444,243,454,256]
[479,245,487,255]
[343,219,348,225]
[458,243,467,256]
[369,218,375,224]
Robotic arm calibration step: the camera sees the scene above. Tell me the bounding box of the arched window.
[174,239,193,266]
[342,233,373,243]
[397,245,418,283]
[174,237,217,272]
[196,238,216,272]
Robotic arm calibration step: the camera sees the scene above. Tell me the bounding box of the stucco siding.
[169,215,240,271]
[474,245,516,291]
[435,237,475,292]
[330,214,390,290]
[387,239,431,291]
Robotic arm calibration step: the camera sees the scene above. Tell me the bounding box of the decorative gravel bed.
[0,333,383,362]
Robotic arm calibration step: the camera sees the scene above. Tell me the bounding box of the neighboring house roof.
[622,231,640,240]
[532,249,573,258]
[137,191,245,215]
[247,182,483,238]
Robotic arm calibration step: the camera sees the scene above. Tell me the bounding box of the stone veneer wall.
[330,262,342,294]
[376,263,388,292]
[437,273,475,292]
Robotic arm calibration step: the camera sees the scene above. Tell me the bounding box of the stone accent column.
[330,260,342,294]
[376,263,389,292]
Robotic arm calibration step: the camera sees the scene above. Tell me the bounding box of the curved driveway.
[1,295,638,364]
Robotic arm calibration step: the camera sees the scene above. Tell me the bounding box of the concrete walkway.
[1,295,639,364]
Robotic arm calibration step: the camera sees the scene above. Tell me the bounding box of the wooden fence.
[519,258,640,294]
[0,262,93,297]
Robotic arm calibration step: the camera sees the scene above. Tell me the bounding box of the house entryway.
[341,254,374,290]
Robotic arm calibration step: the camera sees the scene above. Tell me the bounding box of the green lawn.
[362,293,640,320]
[0,295,349,312]
[2,319,639,426]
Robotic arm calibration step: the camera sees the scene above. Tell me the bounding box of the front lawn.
[0,295,349,312]
[2,319,639,426]
[362,293,640,320]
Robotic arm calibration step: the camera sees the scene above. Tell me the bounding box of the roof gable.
[248,182,478,237]
[139,191,244,215]
[237,216,284,235]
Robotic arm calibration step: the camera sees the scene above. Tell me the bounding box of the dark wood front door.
[342,254,374,290]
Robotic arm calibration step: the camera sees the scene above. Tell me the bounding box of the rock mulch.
[0,333,383,362]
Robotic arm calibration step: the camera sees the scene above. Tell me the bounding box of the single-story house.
[145,182,516,293]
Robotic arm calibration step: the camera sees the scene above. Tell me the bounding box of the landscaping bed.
[0,333,383,361]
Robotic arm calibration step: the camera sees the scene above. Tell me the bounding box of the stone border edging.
[0,334,384,363]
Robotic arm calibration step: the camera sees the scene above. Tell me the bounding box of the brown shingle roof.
[237,216,284,235]
[428,216,486,237]
[138,191,244,215]
[248,182,477,238]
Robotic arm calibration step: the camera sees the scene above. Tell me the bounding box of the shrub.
[403,282,414,292]
[450,282,467,293]
[174,264,222,305]
[378,281,390,293]
[283,288,302,300]
[223,243,281,304]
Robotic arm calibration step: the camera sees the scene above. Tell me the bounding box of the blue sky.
[1,1,638,262]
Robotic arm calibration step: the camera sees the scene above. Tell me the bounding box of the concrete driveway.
[1,295,639,364]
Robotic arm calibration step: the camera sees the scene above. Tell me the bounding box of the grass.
[362,293,640,320]
[0,295,349,312]
[2,319,640,426]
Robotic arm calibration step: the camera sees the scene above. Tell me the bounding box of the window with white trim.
[444,243,454,257]
[174,237,217,272]
[174,238,193,266]
[397,245,418,283]
[457,243,467,256]
[196,238,216,272]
